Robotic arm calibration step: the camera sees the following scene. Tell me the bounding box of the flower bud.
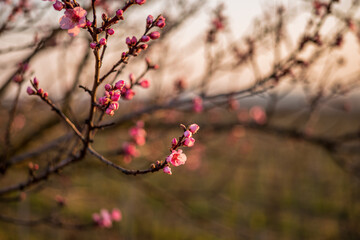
[116,9,124,19]
[139,79,149,88]
[183,130,192,138]
[189,124,200,134]
[146,15,153,27]
[105,84,112,91]
[90,42,97,49]
[183,137,195,147]
[140,35,150,42]
[53,1,63,11]
[33,77,39,87]
[115,80,125,90]
[27,87,35,95]
[107,28,115,35]
[149,31,160,40]
[135,0,146,5]
[99,38,107,46]
[163,166,172,175]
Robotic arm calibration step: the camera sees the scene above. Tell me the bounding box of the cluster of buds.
[122,121,146,163]
[163,124,200,175]
[98,80,125,116]
[26,77,49,99]
[124,14,165,56]
[92,208,122,228]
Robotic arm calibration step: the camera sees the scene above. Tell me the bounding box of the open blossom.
[59,7,87,37]
[166,149,187,167]
[111,208,122,222]
[163,166,172,175]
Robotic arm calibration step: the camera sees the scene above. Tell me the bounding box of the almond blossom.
[59,7,87,37]
[166,149,187,167]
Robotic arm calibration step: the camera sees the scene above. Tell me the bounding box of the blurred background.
[1,0,360,239]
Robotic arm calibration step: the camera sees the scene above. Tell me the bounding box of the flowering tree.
[1,0,360,238]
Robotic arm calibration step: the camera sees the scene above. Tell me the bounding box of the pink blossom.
[166,149,187,167]
[123,142,139,163]
[111,91,121,101]
[38,88,44,95]
[183,137,195,147]
[100,209,112,228]
[13,74,22,83]
[111,208,122,222]
[123,88,135,100]
[163,166,172,175]
[183,130,192,138]
[149,31,160,40]
[53,1,63,11]
[108,102,119,111]
[139,44,148,50]
[189,124,200,134]
[99,38,107,46]
[139,79,149,88]
[59,7,87,37]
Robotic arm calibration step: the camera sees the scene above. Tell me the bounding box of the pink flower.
[163,166,172,175]
[108,102,119,110]
[139,79,150,88]
[111,208,122,222]
[183,130,192,138]
[183,137,195,147]
[99,38,107,46]
[189,124,200,134]
[123,88,135,100]
[105,108,114,116]
[59,7,87,37]
[111,91,121,101]
[166,149,187,167]
[100,209,112,228]
[129,122,146,146]
[149,31,160,40]
[105,84,112,91]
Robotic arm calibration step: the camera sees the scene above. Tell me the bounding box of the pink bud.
[149,31,160,40]
[86,20,92,27]
[183,130,192,138]
[163,166,172,175]
[27,87,35,95]
[90,42,97,49]
[53,1,63,11]
[106,108,115,116]
[111,91,121,101]
[105,84,112,91]
[183,137,195,147]
[153,64,159,69]
[99,38,107,46]
[102,13,108,22]
[38,88,44,95]
[189,124,200,134]
[13,74,22,83]
[155,16,166,28]
[44,92,48,98]
[109,102,119,110]
[107,28,115,35]
[139,79,149,88]
[171,138,178,146]
[33,77,39,87]
[125,37,131,46]
[129,73,135,83]
[116,9,124,18]
[146,15,153,26]
[135,0,146,5]
[140,35,150,42]
[115,80,125,90]
[139,44,148,50]
[131,36,137,45]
